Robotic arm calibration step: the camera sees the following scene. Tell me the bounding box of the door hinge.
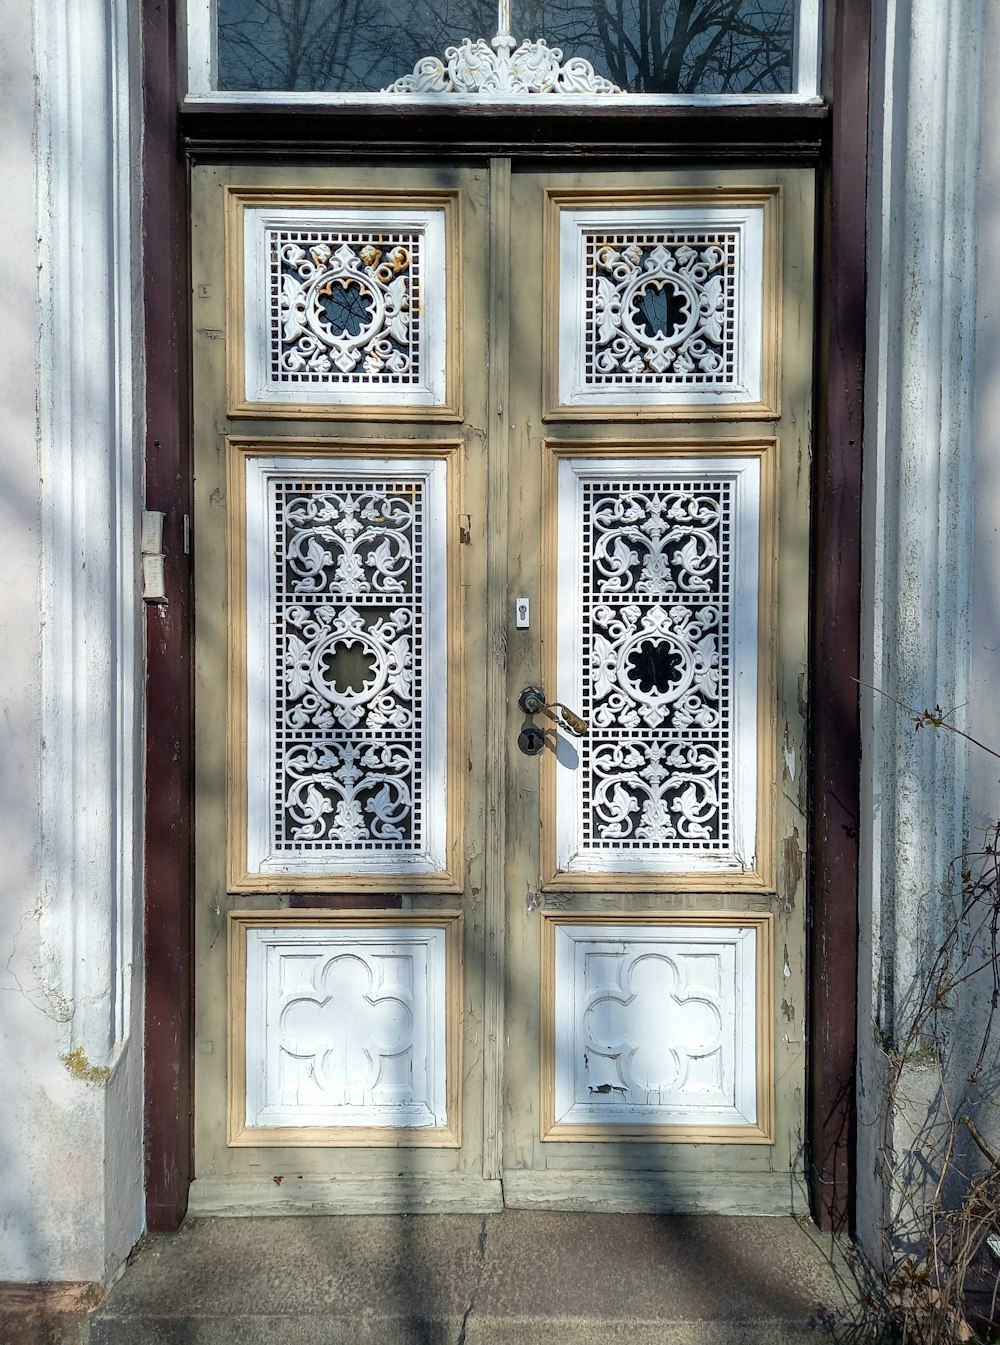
[141,509,168,604]
[459,513,472,545]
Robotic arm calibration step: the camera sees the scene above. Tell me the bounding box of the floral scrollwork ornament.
[382,1,622,96]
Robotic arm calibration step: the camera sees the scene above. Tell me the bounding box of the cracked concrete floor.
[81,1211,869,1344]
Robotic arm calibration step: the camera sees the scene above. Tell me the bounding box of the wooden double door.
[189,159,813,1213]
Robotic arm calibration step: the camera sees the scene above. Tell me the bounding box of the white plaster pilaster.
[858,0,985,1261]
[27,0,146,1282]
[861,0,983,1044]
[35,0,144,1068]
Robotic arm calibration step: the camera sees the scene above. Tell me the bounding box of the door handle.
[518,684,589,737]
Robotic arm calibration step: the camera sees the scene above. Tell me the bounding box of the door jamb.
[142,0,194,1233]
[808,0,868,1233]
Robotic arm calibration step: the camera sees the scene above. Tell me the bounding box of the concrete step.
[81,1211,868,1344]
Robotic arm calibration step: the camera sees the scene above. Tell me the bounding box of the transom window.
[188,0,820,100]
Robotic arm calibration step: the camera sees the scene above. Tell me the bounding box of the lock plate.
[517,725,545,756]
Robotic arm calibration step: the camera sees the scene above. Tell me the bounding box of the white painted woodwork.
[552,921,758,1127]
[243,204,447,406]
[557,203,766,408]
[554,454,761,875]
[244,454,449,875]
[245,923,449,1129]
[793,0,822,98]
[186,0,217,95]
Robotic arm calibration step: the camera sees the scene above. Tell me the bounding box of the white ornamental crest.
[383,1,621,96]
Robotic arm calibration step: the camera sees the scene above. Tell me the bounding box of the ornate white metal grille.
[582,475,732,851]
[585,231,738,388]
[555,455,760,876]
[245,455,448,876]
[242,205,448,407]
[273,477,423,854]
[269,227,422,388]
[557,203,766,409]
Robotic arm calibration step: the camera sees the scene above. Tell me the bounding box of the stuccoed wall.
[963,0,1000,1192]
[858,0,989,1265]
[0,0,62,1282]
[970,0,1000,862]
[0,0,146,1283]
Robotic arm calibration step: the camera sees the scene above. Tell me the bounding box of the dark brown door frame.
[142,0,867,1234]
[142,0,194,1233]
[809,0,868,1234]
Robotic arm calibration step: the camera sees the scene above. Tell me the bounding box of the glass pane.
[217,1,794,95]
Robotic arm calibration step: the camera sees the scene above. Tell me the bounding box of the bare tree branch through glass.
[217,0,793,94]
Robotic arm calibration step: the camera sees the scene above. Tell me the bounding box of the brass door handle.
[518,684,589,737]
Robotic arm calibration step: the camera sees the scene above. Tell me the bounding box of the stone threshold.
[68,1211,868,1344]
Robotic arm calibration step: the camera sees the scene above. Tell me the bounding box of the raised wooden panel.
[229,911,462,1147]
[227,440,464,892]
[542,442,776,890]
[225,188,461,419]
[541,913,772,1143]
[545,189,780,419]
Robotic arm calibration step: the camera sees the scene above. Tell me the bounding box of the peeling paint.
[780,826,803,912]
[782,725,796,781]
[61,1047,111,1084]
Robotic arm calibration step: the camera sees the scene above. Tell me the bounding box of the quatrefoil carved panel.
[549,920,760,1130]
[279,952,414,1101]
[583,951,722,1099]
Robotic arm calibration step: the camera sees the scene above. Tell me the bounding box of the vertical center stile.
[482,157,513,1182]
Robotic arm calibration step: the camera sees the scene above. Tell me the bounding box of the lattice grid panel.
[583,229,739,390]
[271,475,425,855]
[268,226,424,390]
[579,476,734,854]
